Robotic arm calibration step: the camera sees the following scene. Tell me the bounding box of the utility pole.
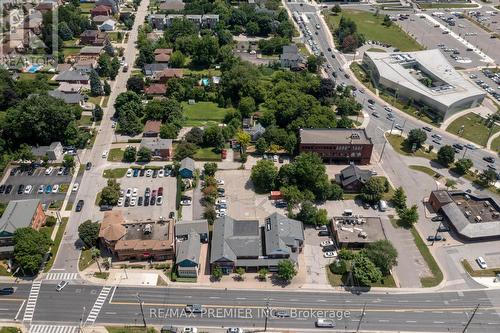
[355,302,367,333]
[462,146,469,159]
[79,306,86,333]
[137,293,147,328]
[463,304,480,333]
[379,120,395,163]
[264,298,270,331]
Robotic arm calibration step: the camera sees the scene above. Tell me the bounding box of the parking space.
[113,171,176,221]
[303,227,335,286]
[0,166,74,207]
[448,240,500,270]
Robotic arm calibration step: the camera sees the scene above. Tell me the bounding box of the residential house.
[144,83,167,97]
[280,44,304,70]
[143,63,169,78]
[176,232,201,278]
[80,30,109,46]
[140,138,173,160]
[54,70,89,84]
[148,14,166,30]
[99,19,116,32]
[99,211,175,261]
[93,15,112,25]
[154,68,183,82]
[244,123,265,141]
[334,164,372,192]
[179,157,195,178]
[175,219,209,243]
[210,213,304,274]
[154,48,173,63]
[90,4,112,17]
[165,14,184,27]
[0,199,46,259]
[201,14,219,28]
[73,59,97,74]
[31,142,64,161]
[143,120,162,137]
[159,0,185,12]
[49,89,85,106]
[79,46,104,60]
[185,14,202,25]
[299,128,373,165]
[95,0,120,14]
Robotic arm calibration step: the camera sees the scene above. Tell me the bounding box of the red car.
[158,187,163,196]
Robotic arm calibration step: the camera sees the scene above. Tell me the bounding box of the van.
[316,318,335,327]
[379,200,388,212]
[342,209,353,216]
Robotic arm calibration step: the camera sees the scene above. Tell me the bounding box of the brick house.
[90,5,112,17]
[140,138,173,160]
[80,30,109,46]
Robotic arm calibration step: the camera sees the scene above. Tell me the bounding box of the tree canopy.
[14,228,51,275]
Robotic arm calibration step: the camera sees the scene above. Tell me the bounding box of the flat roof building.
[363,50,485,121]
[331,216,387,248]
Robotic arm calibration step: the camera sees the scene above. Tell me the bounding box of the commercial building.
[175,219,209,243]
[99,211,174,261]
[210,213,304,274]
[31,141,63,161]
[331,216,387,248]
[179,157,195,178]
[140,138,173,160]
[429,190,500,241]
[363,50,485,121]
[0,199,46,258]
[175,232,201,278]
[299,129,373,165]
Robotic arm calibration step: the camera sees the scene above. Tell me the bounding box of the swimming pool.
[201,78,209,86]
[27,64,43,73]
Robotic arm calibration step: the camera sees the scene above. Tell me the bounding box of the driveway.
[303,227,333,287]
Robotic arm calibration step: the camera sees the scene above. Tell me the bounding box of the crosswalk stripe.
[85,286,112,325]
[29,325,77,333]
[23,281,42,321]
[44,272,79,281]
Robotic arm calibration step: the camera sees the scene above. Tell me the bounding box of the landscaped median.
[411,227,443,287]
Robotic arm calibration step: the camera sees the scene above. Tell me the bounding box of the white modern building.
[363,49,485,121]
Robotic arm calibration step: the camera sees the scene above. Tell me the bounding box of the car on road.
[368,99,375,105]
[226,329,243,333]
[465,143,476,150]
[182,328,197,333]
[126,169,133,178]
[320,240,334,247]
[476,256,488,269]
[431,215,444,222]
[431,134,442,140]
[86,162,92,170]
[273,310,291,318]
[422,126,432,132]
[323,251,337,258]
[484,156,495,163]
[75,200,84,212]
[24,185,32,194]
[169,211,175,219]
[102,150,108,159]
[427,235,442,241]
[73,183,79,192]
[17,184,24,194]
[384,106,392,112]
[316,318,336,328]
[185,304,203,313]
[56,281,68,292]
[0,287,15,295]
[45,167,54,175]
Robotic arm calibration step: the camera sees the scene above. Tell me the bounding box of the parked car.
[146,169,153,177]
[181,199,192,206]
[320,240,334,247]
[73,183,79,192]
[138,197,143,206]
[75,200,84,212]
[24,185,32,194]
[45,167,54,175]
[431,215,444,222]
[226,329,243,333]
[422,126,432,132]
[38,185,44,194]
[57,167,64,175]
[139,168,145,177]
[17,184,24,194]
[130,197,136,207]
[483,156,495,163]
[169,211,175,219]
[5,185,12,194]
[52,184,59,193]
[45,185,52,194]
[86,162,92,170]
[476,256,488,269]
[158,169,164,178]
[102,150,108,159]
[126,188,132,197]
[156,196,163,205]
[437,225,450,232]
[323,251,337,258]
[126,169,133,178]
[117,198,124,207]
[133,169,140,177]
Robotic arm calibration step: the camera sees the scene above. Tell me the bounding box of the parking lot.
[0,166,75,208]
[303,227,336,286]
[113,170,177,221]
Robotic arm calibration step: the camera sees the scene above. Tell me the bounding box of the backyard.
[182,101,233,126]
[446,113,499,149]
[323,9,424,52]
[193,147,221,161]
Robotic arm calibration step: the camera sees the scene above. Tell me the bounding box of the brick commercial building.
[299,128,373,165]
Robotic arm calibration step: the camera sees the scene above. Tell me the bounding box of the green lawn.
[43,219,68,273]
[446,113,499,148]
[409,165,438,177]
[107,148,124,162]
[324,9,424,52]
[411,227,443,287]
[79,248,93,271]
[62,47,82,57]
[107,32,123,42]
[183,68,222,77]
[386,134,438,161]
[88,96,103,106]
[193,147,221,161]
[63,39,79,47]
[0,328,21,333]
[78,115,93,127]
[491,135,500,153]
[182,101,233,126]
[419,3,479,8]
[366,48,387,52]
[94,272,110,279]
[103,168,128,178]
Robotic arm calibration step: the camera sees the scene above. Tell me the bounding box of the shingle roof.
[144,120,161,133]
[55,70,89,82]
[49,90,85,104]
[143,63,169,75]
[176,232,201,265]
[336,164,372,187]
[144,84,167,95]
[80,46,104,54]
[0,199,41,236]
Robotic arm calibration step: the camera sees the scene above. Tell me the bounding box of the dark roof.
[335,164,372,187]
[180,157,195,172]
[264,212,304,256]
[175,220,209,237]
[49,90,84,104]
[432,190,453,205]
[0,199,41,236]
[176,232,201,265]
[300,128,373,145]
[55,70,89,82]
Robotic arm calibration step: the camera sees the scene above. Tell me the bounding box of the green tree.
[329,183,344,200]
[454,158,473,175]
[392,186,407,210]
[123,146,137,162]
[250,160,278,193]
[174,142,198,161]
[235,130,251,152]
[211,264,223,281]
[91,247,102,273]
[13,228,51,275]
[352,254,382,286]
[78,220,100,248]
[238,96,256,117]
[160,123,179,139]
[169,50,186,67]
[306,55,324,73]
[398,204,419,228]
[93,106,103,121]
[437,145,455,167]
[203,162,218,177]
[110,57,120,80]
[137,147,152,162]
[185,127,204,145]
[202,125,225,151]
[480,169,497,186]
[62,155,75,169]
[361,177,386,204]
[280,185,304,209]
[383,15,393,27]
[407,129,427,149]
[332,4,341,14]
[204,205,217,224]
[364,240,398,275]
[255,137,268,155]
[97,53,111,77]
[89,70,103,97]
[258,267,268,281]
[103,80,111,96]
[296,201,317,225]
[100,184,120,206]
[246,21,260,36]
[126,76,144,94]
[235,267,245,281]
[277,259,297,282]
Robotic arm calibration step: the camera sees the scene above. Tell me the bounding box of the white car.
[72,183,79,192]
[323,251,338,258]
[38,185,44,193]
[45,167,53,175]
[132,188,138,197]
[125,188,132,197]
[227,329,243,333]
[217,179,225,186]
[52,184,59,193]
[102,150,108,159]
[146,169,153,177]
[56,281,68,292]
[24,185,32,194]
[476,256,488,269]
[180,200,192,206]
[57,167,64,175]
[158,169,164,178]
[273,155,279,162]
[216,198,227,205]
[130,197,136,206]
[320,240,334,247]
[182,328,197,333]
[126,169,133,178]
[117,198,124,207]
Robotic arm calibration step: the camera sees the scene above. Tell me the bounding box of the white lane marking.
[15,300,25,320]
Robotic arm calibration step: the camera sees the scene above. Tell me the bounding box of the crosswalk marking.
[44,273,79,281]
[29,325,78,333]
[23,281,42,321]
[85,286,112,325]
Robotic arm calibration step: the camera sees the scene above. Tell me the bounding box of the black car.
[0,287,15,295]
[139,168,145,177]
[483,156,495,163]
[99,205,112,211]
[150,196,156,206]
[124,197,130,207]
[138,197,143,206]
[169,211,175,219]
[453,143,464,150]
[5,185,12,194]
[152,169,158,178]
[431,215,444,222]
[0,185,5,194]
[368,99,375,105]
[76,200,84,212]
[63,167,70,175]
[86,162,92,170]
[17,184,24,194]
[27,168,35,176]
[144,196,150,206]
[327,47,331,52]
[10,168,17,176]
[422,126,432,132]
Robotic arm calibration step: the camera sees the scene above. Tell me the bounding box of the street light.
[137,293,147,327]
[79,306,86,333]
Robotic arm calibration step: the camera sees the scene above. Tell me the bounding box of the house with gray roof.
[335,164,372,192]
[143,63,170,78]
[280,44,304,70]
[179,157,195,178]
[210,213,304,274]
[175,219,208,242]
[244,123,265,141]
[31,141,63,161]
[140,138,173,160]
[0,199,46,258]
[54,70,89,84]
[49,89,85,105]
[148,14,166,30]
[176,232,201,278]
